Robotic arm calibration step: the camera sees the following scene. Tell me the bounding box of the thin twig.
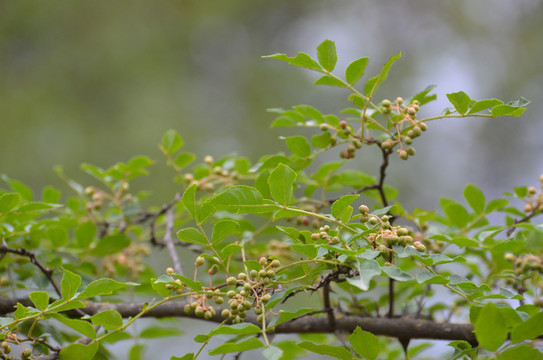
[164,208,183,275]
[0,243,61,298]
[323,282,336,329]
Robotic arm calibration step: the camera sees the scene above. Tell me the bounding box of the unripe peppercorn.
[254,306,263,315]
[353,139,363,149]
[166,267,174,275]
[227,277,238,286]
[311,233,320,241]
[243,282,252,291]
[238,272,248,280]
[204,155,214,164]
[407,108,417,116]
[195,256,205,266]
[412,126,422,137]
[2,342,11,354]
[222,309,231,318]
[359,205,370,214]
[339,120,348,129]
[407,147,416,156]
[184,304,192,314]
[22,348,32,360]
[271,260,281,268]
[261,294,271,303]
[504,253,516,262]
[214,296,224,304]
[403,136,412,145]
[227,290,236,298]
[398,149,408,160]
[258,270,267,278]
[320,124,328,131]
[208,264,219,275]
[381,99,392,108]
[419,122,428,131]
[381,140,394,150]
[396,97,404,105]
[204,310,213,320]
[195,306,204,318]
[250,270,258,279]
[259,257,267,266]
[323,225,330,232]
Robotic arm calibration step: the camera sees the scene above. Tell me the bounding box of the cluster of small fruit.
[319,120,362,160]
[177,257,280,325]
[380,97,427,160]
[522,174,543,213]
[309,225,340,244]
[1,341,32,360]
[357,205,426,259]
[182,155,240,191]
[505,253,543,275]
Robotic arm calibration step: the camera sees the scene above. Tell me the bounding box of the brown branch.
[322,282,336,329]
[506,210,538,237]
[0,244,61,298]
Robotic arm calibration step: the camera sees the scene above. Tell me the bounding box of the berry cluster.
[357,206,426,258]
[174,256,280,325]
[183,155,240,191]
[310,225,340,244]
[380,97,427,160]
[319,120,362,160]
[1,341,32,360]
[522,174,543,213]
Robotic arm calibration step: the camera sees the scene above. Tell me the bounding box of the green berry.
[250,270,258,279]
[419,122,428,131]
[381,140,394,150]
[227,290,236,298]
[320,124,328,131]
[271,259,281,268]
[208,264,219,275]
[259,257,268,266]
[261,294,271,303]
[358,205,370,214]
[398,149,408,160]
[407,147,416,156]
[222,309,231,318]
[381,99,392,108]
[227,276,238,286]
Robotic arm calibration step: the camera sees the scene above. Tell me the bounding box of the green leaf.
[292,105,324,123]
[172,274,202,291]
[311,132,332,148]
[140,326,183,338]
[90,309,123,330]
[29,291,49,311]
[443,202,471,228]
[347,260,381,291]
[411,85,438,105]
[268,164,297,205]
[416,270,448,284]
[129,344,145,360]
[363,52,401,96]
[2,175,33,201]
[60,268,81,299]
[446,91,471,115]
[382,266,413,281]
[498,344,543,360]
[212,220,240,244]
[52,313,97,339]
[208,338,264,355]
[464,184,485,214]
[298,342,351,360]
[511,311,543,343]
[0,192,21,213]
[77,278,137,300]
[182,184,198,219]
[209,323,261,337]
[276,308,317,325]
[345,57,369,85]
[491,104,526,117]
[292,244,318,259]
[89,233,130,256]
[74,221,96,248]
[348,327,380,360]
[207,186,280,213]
[42,185,61,203]
[177,228,207,245]
[314,75,345,87]
[263,52,323,72]
[170,355,194,360]
[474,302,508,351]
[59,343,99,360]
[161,129,184,154]
[316,39,337,72]
[175,152,196,170]
[284,136,311,157]
[331,194,359,219]
[262,346,283,360]
[467,99,503,114]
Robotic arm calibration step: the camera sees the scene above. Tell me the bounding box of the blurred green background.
[1,1,542,209]
[1,1,543,358]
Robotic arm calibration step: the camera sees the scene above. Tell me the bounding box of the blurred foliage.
[1,0,542,206]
